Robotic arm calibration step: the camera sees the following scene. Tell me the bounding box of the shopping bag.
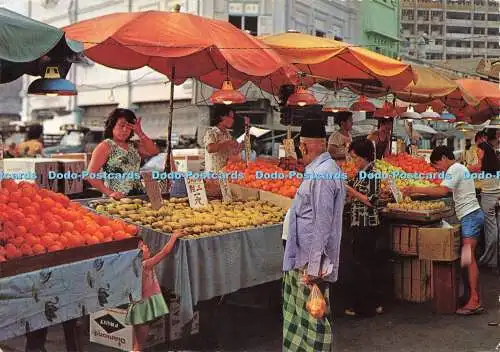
[306,284,327,319]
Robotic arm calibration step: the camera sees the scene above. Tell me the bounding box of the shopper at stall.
[328,111,353,161]
[343,139,384,317]
[402,146,485,315]
[17,124,43,157]
[282,116,345,351]
[367,118,393,160]
[240,135,258,162]
[126,232,185,351]
[464,131,487,166]
[468,142,500,268]
[87,108,160,200]
[203,105,241,172]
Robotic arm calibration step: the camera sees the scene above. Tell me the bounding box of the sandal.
[344,308,357,316]
[456,306,485,315]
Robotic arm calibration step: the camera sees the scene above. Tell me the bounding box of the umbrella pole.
[165,66,175,199]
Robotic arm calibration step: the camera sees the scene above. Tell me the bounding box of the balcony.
[444,19,472,27]
[446,3,473,11]
[446,46,473,54]
[445,32,473,39]
[428,44,444,52]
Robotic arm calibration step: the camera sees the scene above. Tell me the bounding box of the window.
[228,15,258,36]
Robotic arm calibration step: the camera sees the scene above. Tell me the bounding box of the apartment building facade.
[400,0,500,60]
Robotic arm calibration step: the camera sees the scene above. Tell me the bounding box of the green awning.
[0,8,83,83]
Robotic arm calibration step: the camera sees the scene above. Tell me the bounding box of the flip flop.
[456,306,485,315]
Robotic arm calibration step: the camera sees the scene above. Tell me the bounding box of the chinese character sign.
[185,177,208,208]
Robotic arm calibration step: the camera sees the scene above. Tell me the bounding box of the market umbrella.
[63,11,299,176]
[259,31,416,91]
[455,79,500,124]
[0,8,83,83]
[348,66,479,109]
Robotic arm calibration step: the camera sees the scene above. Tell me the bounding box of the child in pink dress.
[126,231,184,351]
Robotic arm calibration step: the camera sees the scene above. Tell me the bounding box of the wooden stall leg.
[432,261,459,314]
[25,328,48,352]
[62,319,81,352]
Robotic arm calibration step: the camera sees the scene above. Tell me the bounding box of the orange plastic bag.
[306,284,327,319]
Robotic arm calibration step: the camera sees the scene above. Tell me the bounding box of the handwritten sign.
[141,171,163,210]
[389,177,403,203]
[185,177,208,208]
[219,177,232,203]
[283,138,296,159]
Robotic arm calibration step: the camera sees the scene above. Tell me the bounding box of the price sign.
[185,177,208,208]
[141,171,163,210]
[283,139,296,159]
[219,177,232,203]
[389,177,403,203]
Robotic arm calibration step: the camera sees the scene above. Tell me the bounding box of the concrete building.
[17,0,359,145]
[400,0,500,60]
[357,0,401,59]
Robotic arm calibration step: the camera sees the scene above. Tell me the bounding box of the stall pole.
[165,66,176,199]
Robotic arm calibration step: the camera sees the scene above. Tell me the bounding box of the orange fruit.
[32,243,46,255]
[20,243,33,256]
[100,226,113,236]
[113,230,127,241]
[1,179,18,192]
[103,237,113,243]
[11,236,25,247]
[61,222,74,232]
[5,243,21,259]
[0,255,6,262]
[86,236,100,246]
[47,221,62,234]
[125,224,138,235]
[25,234,41,246]
[16,225,28,236]
[48,242,64,252]
[18,197,31,208]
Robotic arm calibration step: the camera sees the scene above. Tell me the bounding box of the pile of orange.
[337,160,357,180]
[223,161,301,198]
[0,180,137,262]
[384,153,440,185]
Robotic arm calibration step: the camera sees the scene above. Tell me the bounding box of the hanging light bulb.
[400,105,422,121]
[210,80,246,105]
[456,122,474,132]
[421,106,440,121]
[323,93,348,112]
[350,95,376,113]
[287,86,317,107]
[27,66,77,96]
[440,109,456,123]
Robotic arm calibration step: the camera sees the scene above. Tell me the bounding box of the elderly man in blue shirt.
[282,116,345,352]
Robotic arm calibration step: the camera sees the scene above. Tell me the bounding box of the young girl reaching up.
[126,231,185,351]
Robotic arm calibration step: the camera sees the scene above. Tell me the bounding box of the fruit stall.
[340,153,461,313]
[0,180,142,342]
[81,193,287,330]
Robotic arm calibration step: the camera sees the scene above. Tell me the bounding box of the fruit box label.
[90,308,165,351]
[389,177,403,203]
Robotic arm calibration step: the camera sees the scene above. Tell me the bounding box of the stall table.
[0,249,141,341]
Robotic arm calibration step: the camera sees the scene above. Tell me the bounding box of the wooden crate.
[229,184,259,201]
[391,224,419,256]
[393,257,433,303]
[0,237,139,278]
[418,225,461,261]
[54,159,85,195]
[259,190,293,209]
[3,158,59,192]
[432,260,459,314]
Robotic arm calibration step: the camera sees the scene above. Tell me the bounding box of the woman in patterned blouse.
[87,108,162,200]
[343,138,384,317]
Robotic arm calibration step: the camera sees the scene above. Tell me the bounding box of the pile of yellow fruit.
[387,197,446,211]
[93,197,286,238]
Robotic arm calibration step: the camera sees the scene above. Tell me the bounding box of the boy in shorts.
[402,146,485,315]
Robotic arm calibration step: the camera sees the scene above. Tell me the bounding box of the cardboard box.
[90,308,165,351]
[54,159,85,195]
[166,295,200,341]
[418,225,461,262]
[393,257,433,303]
[391,224,419,256]
[3,158,59,192]
[259,190,293,209]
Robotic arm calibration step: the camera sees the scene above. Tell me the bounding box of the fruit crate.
[381,206,454,223]
[0,237,139,278]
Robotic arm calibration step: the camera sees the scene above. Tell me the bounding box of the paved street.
[2,271,499,352]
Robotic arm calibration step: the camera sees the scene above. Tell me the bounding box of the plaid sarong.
[283,269,333,352]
